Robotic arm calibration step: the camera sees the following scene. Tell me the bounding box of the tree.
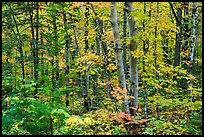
[83,3,91,112]
[34,2,39,96]
[126,2,139,116]
[188,2,196,102]
[110,2,130,114]
[123,2,128,84]
[169,2,182,68]
[143,2,148,125]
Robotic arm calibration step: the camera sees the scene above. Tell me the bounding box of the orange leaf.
[139,119,148,124]
[118,100,123,104]
[129,106,138,111]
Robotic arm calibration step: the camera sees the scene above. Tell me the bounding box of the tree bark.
[10,5,25,89]
[180,2,189,90]
[126,2,138,116]
[53,9,59,89]
[34,1,39,96]
[90,4,112,97]
[182,2,189,53]
[63,11,70,107]
[110,2,130,114]
[154,2,160,117]
[188,2,196,102]
[28,2,34,80]
[72,26,79,59]
[143,2,148,126]
[173,5,182,67]
[123,2,128,83]
[83,3,91,112]
[98,19,112,97]
[92,17,101,108]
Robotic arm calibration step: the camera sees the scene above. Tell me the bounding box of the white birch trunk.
[189,2,196,102]
[126,2,138,116]
[110,2,130,114]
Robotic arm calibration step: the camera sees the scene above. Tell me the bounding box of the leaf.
[129,96,135,99]
[129,106,138,111]
[120,127,126,132]
[39,116,45,120]
[116,95,122,100]
[51,109,70,118]
[118,100,123,104]
[83,117,95,125]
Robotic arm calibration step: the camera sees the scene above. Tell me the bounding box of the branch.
[89,2,97,17]
[169,2,181,25]
[195,5,202,12]
[2,93,9,101]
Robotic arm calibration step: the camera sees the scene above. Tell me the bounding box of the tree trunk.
[99,19,112,97]
[92,16,101,108]
[90,3,112,97]
[72,26,79,59]
[126,2,138,116]
[28,2,34,80]
[39,4,44,86]
[188,2,196,102]
[110,2,130,114]
[40,32,44,85]
[143,2,148,126]
[83,4,91,112]
[10,5,25,88]
[154,2,160,117]
[173,6,182,67]
[72,24,81,90]
[53,10,59,89]
[34,1,39,96]
[182,2,189,53]
[63,12,70,107]
[123,2,128,83]
[181,2,189,90]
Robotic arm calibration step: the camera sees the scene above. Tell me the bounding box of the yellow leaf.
[124,95,129,100]
[118,100,123,104]
[121,127,126,132]
[83,117,95,125]
[129,96,135,99]
[67,116,84,125]
[107,64,117,72]
[120,88,127,93]
[116,96,120,100]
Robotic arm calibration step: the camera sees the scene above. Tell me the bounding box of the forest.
[2,2,202,135]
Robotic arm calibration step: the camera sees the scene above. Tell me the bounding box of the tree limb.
[169,2,181,25]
